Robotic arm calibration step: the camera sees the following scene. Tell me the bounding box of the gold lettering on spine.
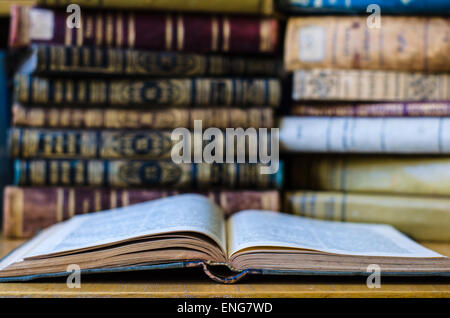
[128,13,136,48]
[122,190,129,206]
[259,20,270,52]
[65,23,72,46]
[95,190,101,211]
[76,14,83,46]
[82,199,89,213]
[33,78,49,104]
[56,188,64,222]
[211,17,219,51]
[85,15,93,39]
[66,80,74,103]
[78,81,86,102]
[68,189,75,217]
[10,187,24,238]
[72,47,79,68]
[110,190,117,209]
[116,13,123,47]
[54,80,63,104]
[96,14,103,46]
[165,14,173,51]
[177,15,184,51]
[223,18,230,52]
[19,76,29,102]
[106,14,113,46]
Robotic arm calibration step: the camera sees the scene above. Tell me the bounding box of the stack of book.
[278,1,450,241]
[3,0,283,238]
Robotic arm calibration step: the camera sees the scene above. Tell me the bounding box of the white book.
[279,117,450,153]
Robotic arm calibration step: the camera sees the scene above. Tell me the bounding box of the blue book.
[0,51,11,222]
[0,194,449,283]
[278,0,450,15]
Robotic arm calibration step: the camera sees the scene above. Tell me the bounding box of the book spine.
[293,69,450,102]
[0,51,11,212]
[284,191,450,242]
[279,0,450,16]
[12,104,274,129]
[9,128,177,160]
[33,45,280,77]
[3,186,280,238]
[285,16,450,72]
[15,75,281,107]
[279,117,450,153]
[38,0,274,15]
[291,102,450,117]
[10,6,278,54]
[9,127,272,160]
[289,156,450,196]
[14,159,284,189]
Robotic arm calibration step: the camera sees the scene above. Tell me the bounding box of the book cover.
[14,159,284,189]
[3,186,281,238]
[292,69,450,102]
[12,104,274,129]
[279,116,450,153]
[291,102,450,117]
[0,51,11,225]
[20,45,280,77]
[10,6,278,54]
[285,16,450,72]
[8,127,274,160]
[285,191,450,242]
[288,156,450,196]
[15,75,281,107]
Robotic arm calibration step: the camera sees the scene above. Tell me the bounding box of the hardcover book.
[15,75,281,107]
[279,117,450,153]
[10,6,278,54]
[0,195,448,283]
[285,191,450,242]
[19,45,280,77]
[292,69,450,102]
[0,51,11,213]
[288,156,450,196]
[8,128,273,160]
[37,0,274,15]
[291,102,450,117]
[277,0,450,15]
[13,159,284,189]
[3,186,280,238]
[12,104,274,129]
[285,16,450,72]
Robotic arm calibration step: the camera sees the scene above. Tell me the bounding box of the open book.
[1,194,449,283]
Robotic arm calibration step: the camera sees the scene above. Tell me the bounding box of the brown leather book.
[12,104,274,129]
[285,16,450,72]
[3,186,281,238]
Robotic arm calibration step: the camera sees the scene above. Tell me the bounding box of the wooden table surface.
[0,236,449,298]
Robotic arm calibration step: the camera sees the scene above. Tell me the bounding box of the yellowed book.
[0,0,35,16]
[285,16,450,72]
[37,0,273,14]
[290,156,450,196]
[285,191,450,242]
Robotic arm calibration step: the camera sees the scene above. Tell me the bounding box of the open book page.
[11,194,226,261]
[227,211,443,258]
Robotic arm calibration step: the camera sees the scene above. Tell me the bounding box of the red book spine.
[10,6,278,54]
[3,186,281,238]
